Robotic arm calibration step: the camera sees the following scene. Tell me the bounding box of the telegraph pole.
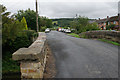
[36,0,39,32]
[118,1,120,29]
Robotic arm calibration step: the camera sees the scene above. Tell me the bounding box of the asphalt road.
[46,31,118,78]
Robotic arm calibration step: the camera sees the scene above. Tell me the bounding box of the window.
[108,22,110,25]
[114,21,116,24]
[104,22,106,25]
[104,27,106,30]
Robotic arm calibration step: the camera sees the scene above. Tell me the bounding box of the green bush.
[23,30,38,41]
[70,16,99,34]
[15,9,52,31]
[40,26,47,32]
[1,5,39,77]
[2,30,38,74]
[3,30,38,54]
[85,22,99,31]
[71,29,76,33]
[106,24,116,30]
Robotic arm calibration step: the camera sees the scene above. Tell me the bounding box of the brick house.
[96,14,120,30]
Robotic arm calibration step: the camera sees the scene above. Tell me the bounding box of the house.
[96,14,120,30]
[96,17,108,30]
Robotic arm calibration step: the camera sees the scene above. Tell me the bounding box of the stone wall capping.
[12,32,46,61]
[12,32,48,79]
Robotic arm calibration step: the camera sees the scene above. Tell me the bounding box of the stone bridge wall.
[12,32,48,79]
[79,30,120,43]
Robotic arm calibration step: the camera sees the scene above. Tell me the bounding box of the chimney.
[107,16,109,19]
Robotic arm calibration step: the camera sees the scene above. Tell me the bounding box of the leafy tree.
[40,26,47,32]
[46,19,52,28]
[77,16,89,27]
[85,22,99,31]
[2,5,39,74]
[70,16,99,33]
[39,16,52,29]
[15,9,37,31]
[73,16,89,33]
[52,18,74,27]
[15,9,52,31]
[21,17,28,30]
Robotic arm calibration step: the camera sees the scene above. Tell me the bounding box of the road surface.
[46,31,118,78]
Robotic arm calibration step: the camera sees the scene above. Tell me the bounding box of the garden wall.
[79,30,120,43]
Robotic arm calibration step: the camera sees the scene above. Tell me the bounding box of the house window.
[114,21,116,24]
[104,26,106,30]
[104,22,106,25]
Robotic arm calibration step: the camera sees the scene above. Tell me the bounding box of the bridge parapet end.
[12,32,48,79]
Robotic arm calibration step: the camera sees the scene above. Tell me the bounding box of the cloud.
[0,0,119,19]
[39,2,118,19]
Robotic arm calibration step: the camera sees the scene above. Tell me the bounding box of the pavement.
[46,31,118,78]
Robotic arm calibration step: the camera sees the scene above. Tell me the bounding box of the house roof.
[96,15,119,24]
[96,18,108,23]
[108,16,119,22]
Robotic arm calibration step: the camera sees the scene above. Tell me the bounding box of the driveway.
[46,31,118,78]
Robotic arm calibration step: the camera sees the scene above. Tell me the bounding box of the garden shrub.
[40,26,47,32]
[106,24,116,30]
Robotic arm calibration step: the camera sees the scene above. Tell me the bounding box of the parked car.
[45,28,50,33]
[63,29,66,32]
[59,28,62,32]
[61,28,64,32]
[65,29,71,33]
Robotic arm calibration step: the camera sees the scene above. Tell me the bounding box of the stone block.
[21,69,27,73]
[28,69,37,73]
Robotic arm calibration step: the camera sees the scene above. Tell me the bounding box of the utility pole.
[118,1,120,29]
[36,0,39,32]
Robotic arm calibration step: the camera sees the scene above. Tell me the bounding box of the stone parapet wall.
[12,32,47,79]
[79,30,120,43]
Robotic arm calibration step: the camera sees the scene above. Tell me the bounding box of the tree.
[15,9,52,31]
[1,5,27,44]
[70,16,99,33]
[85,22,99,31]
[21,17,28,30]
[15,9,37,31]
[46,19,52,28]
[75,16,89,33]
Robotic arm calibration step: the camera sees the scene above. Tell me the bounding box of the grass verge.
[67,33,80,38]
[98,39,120,46]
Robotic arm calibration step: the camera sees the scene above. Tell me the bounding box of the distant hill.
[51,18,96,27]
[52,18,74,21]
[51,18,75,27]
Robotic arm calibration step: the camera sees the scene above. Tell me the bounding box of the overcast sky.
[0,0,120,19]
